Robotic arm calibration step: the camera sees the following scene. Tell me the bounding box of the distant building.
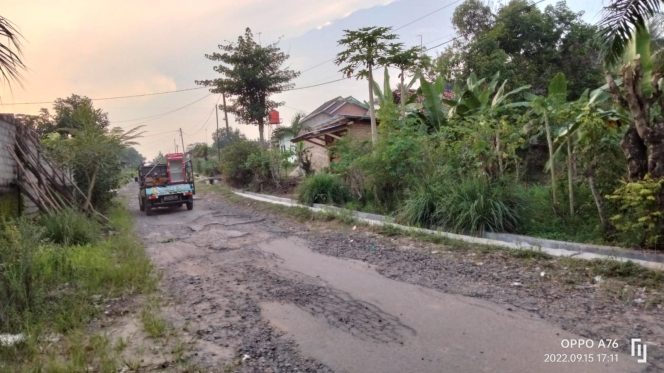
[291,96,371,171]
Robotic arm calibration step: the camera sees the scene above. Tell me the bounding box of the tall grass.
[0,203,155,368]
[398,178,523,235]
[40,208,101,245]
[436,178,523,234]
[298,173,350,206]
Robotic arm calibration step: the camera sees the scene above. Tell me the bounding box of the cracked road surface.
[124,185,645,372]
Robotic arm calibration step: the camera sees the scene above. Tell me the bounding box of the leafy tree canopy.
[433,0,603,98]
[197,28,299,142]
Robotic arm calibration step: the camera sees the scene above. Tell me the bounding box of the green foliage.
[435,178,523,234]
[608,176,664,248]
[220,140,263,187]
[119,146,144,168]
[40,208,100,246]
[335,26,401,79]
[446,0,603,97]
[197,28,299,142]
[599,0,662,66]
[397,184,441,227]
[398,177,523,234]
[42,96,142,211]
[297,173,350,206]
[245,146,290,190]
[0,204,154,334]
[212,127,245,149]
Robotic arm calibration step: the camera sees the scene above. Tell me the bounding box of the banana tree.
[526,73,569,207]
[445,72,529,177]
[553,88,625,228]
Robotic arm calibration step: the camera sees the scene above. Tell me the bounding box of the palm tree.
[271,112,304,147]
[600,0,663,65]
[0,15,24,88]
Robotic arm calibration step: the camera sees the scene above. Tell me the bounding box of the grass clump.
[40,208,101,245]
[298,173,350,206]
[0,203,155,370]
[398,178,522,235]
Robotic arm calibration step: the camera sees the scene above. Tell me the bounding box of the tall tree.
[386,45,422,116]
[445,0,603,97]
[197,28,299,143]
[0,15,24,89]
[51,94,110,134]
[336,26,401,144]
[212,127,245,149]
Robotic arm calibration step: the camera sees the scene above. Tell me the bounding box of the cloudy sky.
[1,0,605,159]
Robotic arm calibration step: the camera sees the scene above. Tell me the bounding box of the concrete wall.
[305,142,330,171]
[347,122,371,140]
[336,103,368,117]
[0,118,17,193]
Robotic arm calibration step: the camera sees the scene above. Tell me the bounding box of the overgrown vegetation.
[283,0,664,249]
[297,173,350,205]
[0,205,155,370]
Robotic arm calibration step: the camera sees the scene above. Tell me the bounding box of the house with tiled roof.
[291,96,371,171]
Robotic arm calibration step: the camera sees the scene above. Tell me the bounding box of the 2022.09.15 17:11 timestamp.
[544,353,620,364]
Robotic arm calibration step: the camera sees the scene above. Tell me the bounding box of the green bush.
[436,178,523,234]
[0,204,154,335]
[397,184,442,227]
[40,208,100,246]
[297,173,350,206]
[220,140,263,187]
[608,176,664,248]
[0,219,44,331]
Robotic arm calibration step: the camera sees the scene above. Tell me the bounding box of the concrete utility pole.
[215,101,220,161]
[179,128,185,156]
[222,92,230,132]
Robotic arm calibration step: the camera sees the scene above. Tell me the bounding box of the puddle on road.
[257,238,640,373]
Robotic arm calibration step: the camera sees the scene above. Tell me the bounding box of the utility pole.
[418,34,423,52]
[222,92,230,132]
[179,128,185,156]
[215,100,220,161]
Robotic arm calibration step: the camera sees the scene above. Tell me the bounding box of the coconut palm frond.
[599,0,663,66]
[0,16,25,86]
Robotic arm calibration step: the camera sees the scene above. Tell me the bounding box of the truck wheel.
[186,201,193,210]
[139,196,145,211]
[145,199,154,216]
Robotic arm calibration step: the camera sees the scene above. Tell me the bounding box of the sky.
[1,0,606,159]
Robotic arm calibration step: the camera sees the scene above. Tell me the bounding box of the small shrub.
[40,208,100,246]
[297,173,350,206]
[398,184,441,227]
[220,140,263,187]
[436,178,523,235]
[607,176,664,248]
[0,219,43,331]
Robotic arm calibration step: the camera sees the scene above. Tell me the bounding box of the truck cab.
[138,153,195,215]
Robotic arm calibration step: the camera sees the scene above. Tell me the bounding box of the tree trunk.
[587,174,606,229]
[567,138,574,216]
[84,164,100,212]
[367,65,378,145]
[496,130,503,178]
[544,113,558,206]
[258,117,265,143]
[400,70,406,118]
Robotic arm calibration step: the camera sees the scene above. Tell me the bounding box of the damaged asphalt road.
[123,184,658,372]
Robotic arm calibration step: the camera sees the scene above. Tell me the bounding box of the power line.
[297,0,464,75]
[423,0,547,53]
[113,93,212,124]
[0,86,207,106]
[394,0,464,31]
